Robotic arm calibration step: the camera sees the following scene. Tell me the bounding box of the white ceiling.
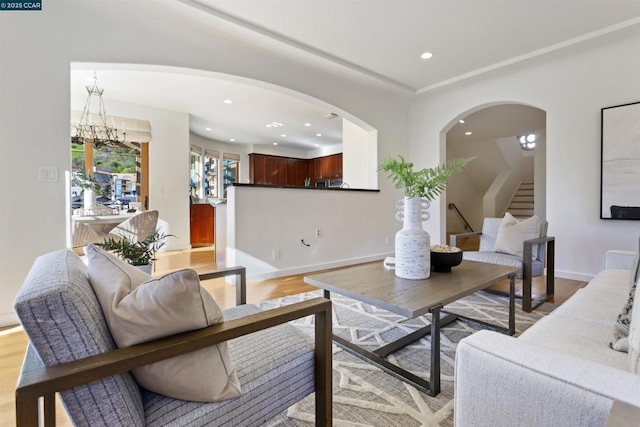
[70,68,343,149]
[71,1,640,150]
[190,0,640,92]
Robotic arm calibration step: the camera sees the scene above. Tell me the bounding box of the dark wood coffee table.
[304,260,518,396]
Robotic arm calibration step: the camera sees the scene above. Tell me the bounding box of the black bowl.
[430,250,463,272]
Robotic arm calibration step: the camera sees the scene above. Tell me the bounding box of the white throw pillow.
[494,213,540,260]
[85,244,241,402]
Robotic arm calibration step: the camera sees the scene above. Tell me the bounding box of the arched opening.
[440,102,546,242]
[68,63,379,256]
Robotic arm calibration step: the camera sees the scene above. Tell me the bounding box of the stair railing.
[448,203,474,232]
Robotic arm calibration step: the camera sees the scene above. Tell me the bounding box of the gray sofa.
[455,249,640,426]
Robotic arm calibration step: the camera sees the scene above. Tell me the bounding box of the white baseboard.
[246,252,395,282]
[0,311,19,328]
[555,269,595,283]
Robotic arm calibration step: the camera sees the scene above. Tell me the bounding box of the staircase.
[506,182,534,219]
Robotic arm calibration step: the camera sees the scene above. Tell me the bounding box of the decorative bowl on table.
[430,244,463,272]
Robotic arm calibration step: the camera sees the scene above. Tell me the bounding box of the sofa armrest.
[16,298,332,427]
[199,266,246,305]
[450,231,482,248]
[455,331,640,427]
[604,250,637,271]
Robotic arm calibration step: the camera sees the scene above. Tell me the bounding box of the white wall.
[343,118,378,189]
[410,27,640,281]
[228,186,393,280]
[0,1,409,326]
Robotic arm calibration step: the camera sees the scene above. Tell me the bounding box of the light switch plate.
[38,167,58,182]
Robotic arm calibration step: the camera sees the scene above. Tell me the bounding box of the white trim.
[245,252,394,282]
[555,269,595,283]
[0,312,19,328]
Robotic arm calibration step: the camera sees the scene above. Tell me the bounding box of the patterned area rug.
[259,289,555,427]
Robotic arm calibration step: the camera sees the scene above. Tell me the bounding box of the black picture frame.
[600,101,640,220]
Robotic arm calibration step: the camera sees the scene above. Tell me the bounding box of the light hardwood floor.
[0,247,586,427]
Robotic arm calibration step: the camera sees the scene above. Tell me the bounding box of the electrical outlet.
[385,236,391,246]
[272,249,280,261]
[315,228,322,238]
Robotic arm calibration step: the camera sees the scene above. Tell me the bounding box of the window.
[190,146,203,200]
[204,150,219,198]
[71,142,146,210]
[222,153,240,198]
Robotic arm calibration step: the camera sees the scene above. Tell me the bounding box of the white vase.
[395,196,430,280]
[83,189,96,212]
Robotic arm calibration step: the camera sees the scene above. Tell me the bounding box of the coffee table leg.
[323,290,330,299]
[509,273,516,335]
[429,304,442,396]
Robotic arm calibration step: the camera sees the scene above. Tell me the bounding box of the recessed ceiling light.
[465,131,472,135]
[420,52,433,59]
[205,127,212,131]
[223,99,232,104]
[316,133,322,137]
[459,120,465,124]
[266,124,272,128]
[305,123,311,127]
[314,144,319,147]
[273,142,278,145]
[281,134,286,137]
[229,138,235,142]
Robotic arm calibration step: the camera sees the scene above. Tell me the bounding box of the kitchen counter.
[232,183,380,192]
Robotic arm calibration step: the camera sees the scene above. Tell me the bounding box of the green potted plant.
[97,232,174,273]
[379,155,472,279]
[379,156,472,201]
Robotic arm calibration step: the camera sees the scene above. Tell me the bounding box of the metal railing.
[448,203,474,232]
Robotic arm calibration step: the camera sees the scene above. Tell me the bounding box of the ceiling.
[189,0,640,92]
[72,1,640,150]
[70,68,344,150]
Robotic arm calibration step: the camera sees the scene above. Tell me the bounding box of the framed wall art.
[601,101,640,220]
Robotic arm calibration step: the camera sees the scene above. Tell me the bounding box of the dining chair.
[109,210,159,242]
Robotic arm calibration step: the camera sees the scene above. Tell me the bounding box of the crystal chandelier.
[71,72,126,147]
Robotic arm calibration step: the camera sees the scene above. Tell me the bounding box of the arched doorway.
[442,103,546,238]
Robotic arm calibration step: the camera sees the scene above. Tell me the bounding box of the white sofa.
[455,249,640,427]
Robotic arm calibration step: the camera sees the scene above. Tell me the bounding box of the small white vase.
[83,189,96,212]
[395,196,430,280]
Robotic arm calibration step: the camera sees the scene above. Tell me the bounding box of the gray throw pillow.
[611,237,640,352]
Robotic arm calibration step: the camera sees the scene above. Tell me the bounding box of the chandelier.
[71,72,126,147]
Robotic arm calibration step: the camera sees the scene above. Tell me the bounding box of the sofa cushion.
[142,304,316,427]
[520,313,628,371]
[14,250,145,427]
[85,244,241,402]
[494,213,540,260]
[462,251,544,280]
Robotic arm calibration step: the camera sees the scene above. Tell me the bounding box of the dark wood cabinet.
[287,158,308,186]
[190,204,214,247]
[249,153,340,186]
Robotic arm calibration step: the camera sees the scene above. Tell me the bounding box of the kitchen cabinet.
[287,158,308,186]
[310,153,342,185]
[249,153,340,186]
[190,204,215,247]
